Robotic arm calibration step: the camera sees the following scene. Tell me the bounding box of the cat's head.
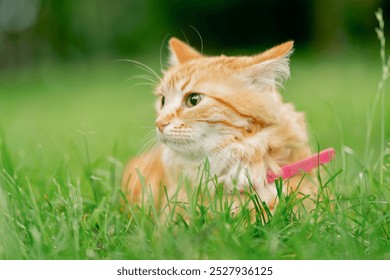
[155,38,293,159]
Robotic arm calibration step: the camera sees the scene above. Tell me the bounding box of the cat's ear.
[239,41,294,90]
[168,37,202,66]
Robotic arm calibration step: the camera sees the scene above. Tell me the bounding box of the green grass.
[0,46,389,259]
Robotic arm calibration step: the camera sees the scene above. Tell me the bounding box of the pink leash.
[266,148,336,184]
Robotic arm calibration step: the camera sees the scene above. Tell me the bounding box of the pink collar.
[266,148,336,183]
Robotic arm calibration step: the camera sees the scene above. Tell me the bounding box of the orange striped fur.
[122,38,316,211]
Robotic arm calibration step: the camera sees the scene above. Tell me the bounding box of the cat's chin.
[159,137,205,160]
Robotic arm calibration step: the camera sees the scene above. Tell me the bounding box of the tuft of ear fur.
[238,41,294,90]
[168,37,202,66]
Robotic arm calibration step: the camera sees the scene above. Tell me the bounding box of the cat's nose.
[156,120,169,133]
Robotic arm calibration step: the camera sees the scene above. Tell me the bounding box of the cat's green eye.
[185,93,203,108]
[161,96,165,108]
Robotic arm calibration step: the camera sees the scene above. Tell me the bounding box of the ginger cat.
[122,38,316,212]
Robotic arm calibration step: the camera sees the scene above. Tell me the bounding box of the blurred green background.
[0,0,389,177]
[1,0,390,65]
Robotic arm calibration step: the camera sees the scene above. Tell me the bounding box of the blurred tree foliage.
[0,0,388,69]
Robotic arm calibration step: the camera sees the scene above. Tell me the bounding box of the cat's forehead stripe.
[168,74,177,90]
[179,78,191,92]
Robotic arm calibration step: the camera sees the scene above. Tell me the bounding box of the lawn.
[0,46,389,259]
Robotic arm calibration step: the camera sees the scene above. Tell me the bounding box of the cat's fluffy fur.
[122,38,315,211]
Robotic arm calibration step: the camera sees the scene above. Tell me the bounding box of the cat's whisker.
[195,129,233,147]
[142,130,158,144]
[192,135,236,167]
[180,28,190,46]
[128,82,157,90]
[116,59,161,82]
[202,136,237,166]
[160,34,170,73]
[189,25,204,55]
[127,75,160,85]
[139,132,158,154]
[182,139,194,157]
